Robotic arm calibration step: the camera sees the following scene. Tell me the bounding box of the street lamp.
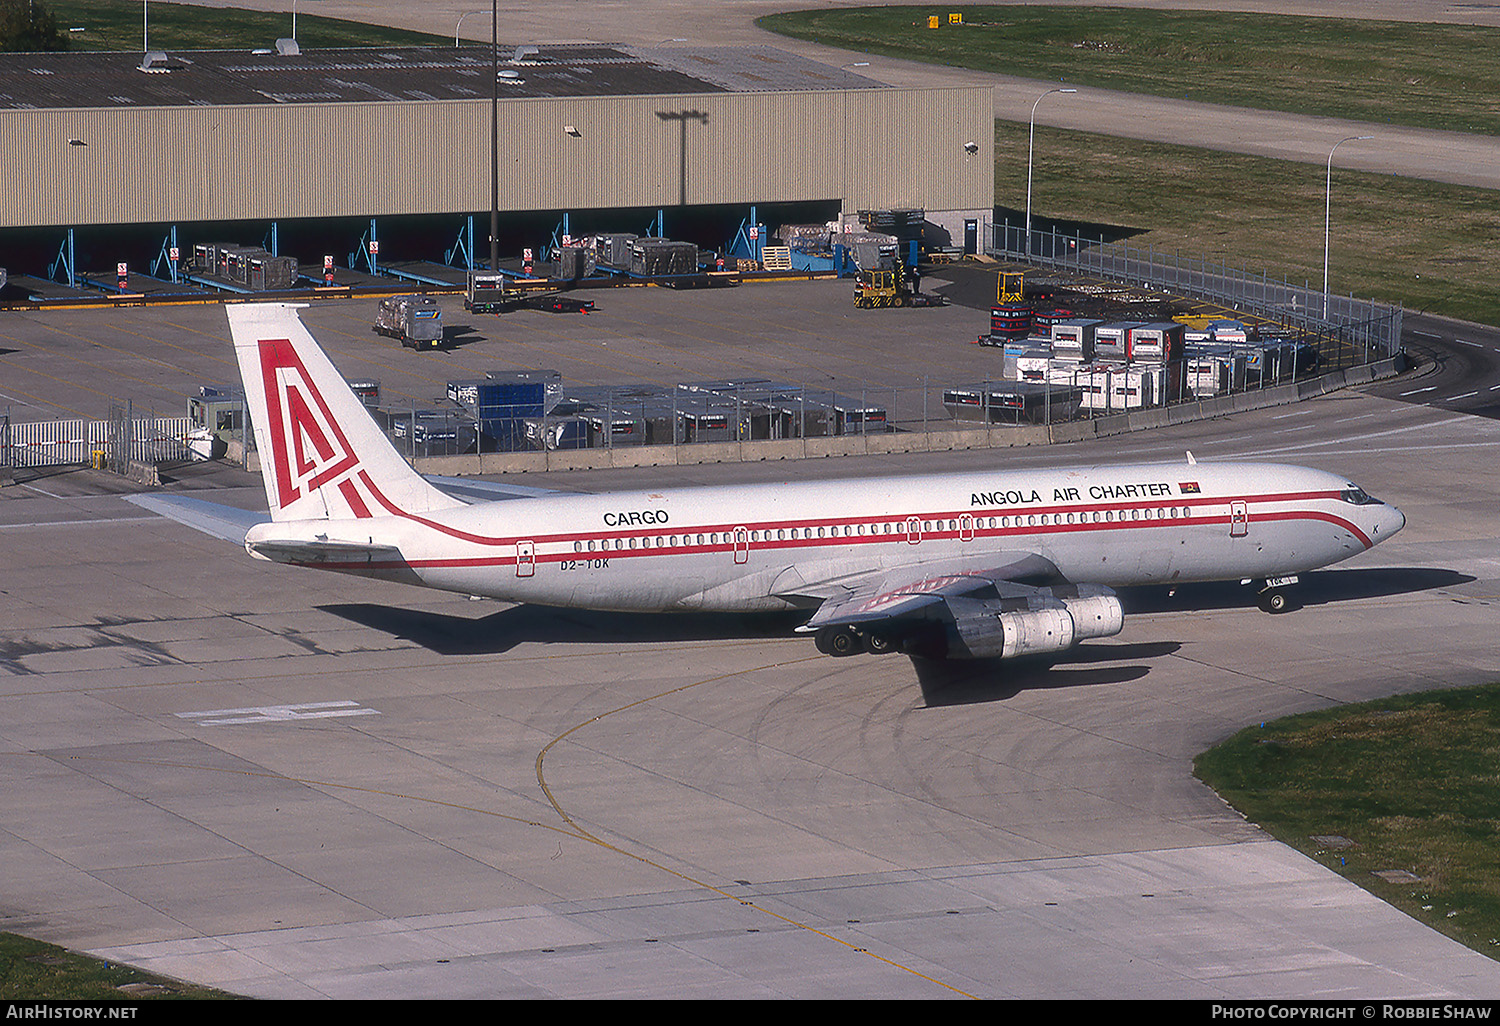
[1026,87,1075,255]
[1323,134,1373,319]
[455,9,488,46]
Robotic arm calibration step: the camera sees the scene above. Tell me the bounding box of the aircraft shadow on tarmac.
[323,567,1469,704]
[1121,566,1473,616]
[914,642,1174,707]
[321,602,811,656]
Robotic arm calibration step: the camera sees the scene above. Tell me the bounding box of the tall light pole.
[1026,87,1074,255]
[1324,134,1372,318]
[489,0,499,274]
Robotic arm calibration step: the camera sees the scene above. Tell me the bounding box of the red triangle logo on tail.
[258,337,360,510]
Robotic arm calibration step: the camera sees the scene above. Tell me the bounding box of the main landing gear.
[813,626,901,657]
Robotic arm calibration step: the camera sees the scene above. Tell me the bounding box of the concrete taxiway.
[2,283,1499,998]
[4,0,1498,1001]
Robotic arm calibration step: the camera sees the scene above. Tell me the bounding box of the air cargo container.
[942,382,1081,424]
[630,239,699,276]
[593,233,638,268]
[1001,338,1054,380]
[1093,322,1145,363]
[1049,318,1102,362]
[1077,364,1116,412]
[246,253,298,290]
[1128,322,1185,364]
[1205,319,1251,343]
[986,302,1033,341]
[555,244,596,281]
[831,396,889,434]
[375,295,443,349]
[449,370,562,450]
[522,416,590,451]
[1185,347,1247,397]
[1110,364,1183,410]
[389,410,478,457]
[465,272,512,313]
[1248,338,1320,382]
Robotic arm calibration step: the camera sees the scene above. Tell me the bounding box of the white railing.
[5,416,196,468]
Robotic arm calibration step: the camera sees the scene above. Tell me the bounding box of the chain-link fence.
[2,230,1404,473]
[367,353,1354,461]
[989,221,1403,368]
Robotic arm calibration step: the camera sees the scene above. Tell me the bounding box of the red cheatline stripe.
[295,507,1372,572]
[342,471,1348,552]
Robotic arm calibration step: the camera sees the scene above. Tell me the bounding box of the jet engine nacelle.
[944,587,1124,660]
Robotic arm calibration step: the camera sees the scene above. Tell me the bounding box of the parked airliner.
[134,303,1405,662]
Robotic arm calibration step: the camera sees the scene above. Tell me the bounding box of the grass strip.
[995,120,1500,324]
[759,5,1500,136]
[1195,682,1500,962]
[0,930,236,999]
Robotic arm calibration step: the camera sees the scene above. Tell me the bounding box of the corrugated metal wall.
[2,86,991,227]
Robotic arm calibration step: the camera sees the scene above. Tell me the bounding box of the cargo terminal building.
[0,43,994,285]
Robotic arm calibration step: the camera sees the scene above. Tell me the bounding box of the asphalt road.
[1381,314,1500,421]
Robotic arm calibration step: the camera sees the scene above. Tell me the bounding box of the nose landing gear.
[1255,575,1300,614]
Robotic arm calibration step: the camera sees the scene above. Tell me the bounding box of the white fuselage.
[248,460,1405,612]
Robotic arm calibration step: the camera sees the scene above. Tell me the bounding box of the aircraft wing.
[125,494,271,545]
[788,551,1123,660]
[793,552,1066,631]
[421,474,573,503]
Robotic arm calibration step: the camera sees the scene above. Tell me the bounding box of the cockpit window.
[1340,486,1380,505]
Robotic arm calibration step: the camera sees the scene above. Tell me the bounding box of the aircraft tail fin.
[227,303,467,523]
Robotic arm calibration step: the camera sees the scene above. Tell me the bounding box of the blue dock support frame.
[351,218,379,275]
[445,216,476,272]
[546,212,572,260]
[151,226,181,283]
[726,205,766,264]
[48,229,76,288]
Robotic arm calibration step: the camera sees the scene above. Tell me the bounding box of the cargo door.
[733,527,749,564]
[516,539,536,577]
[1229,502,1249,538]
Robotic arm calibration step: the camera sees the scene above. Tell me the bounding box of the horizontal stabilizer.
[246,537,405,567]
[125,494,270,545]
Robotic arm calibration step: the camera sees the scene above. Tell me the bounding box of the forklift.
[851,257,944,309]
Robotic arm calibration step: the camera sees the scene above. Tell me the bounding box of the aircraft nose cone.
[1378,504,1406,540]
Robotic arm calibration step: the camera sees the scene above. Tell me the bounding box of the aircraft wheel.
[865,632,897,655]
[817,627,865,657]
[1259,589,1289,614]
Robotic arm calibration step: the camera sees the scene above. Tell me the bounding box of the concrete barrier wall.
[390,358,1398,477]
